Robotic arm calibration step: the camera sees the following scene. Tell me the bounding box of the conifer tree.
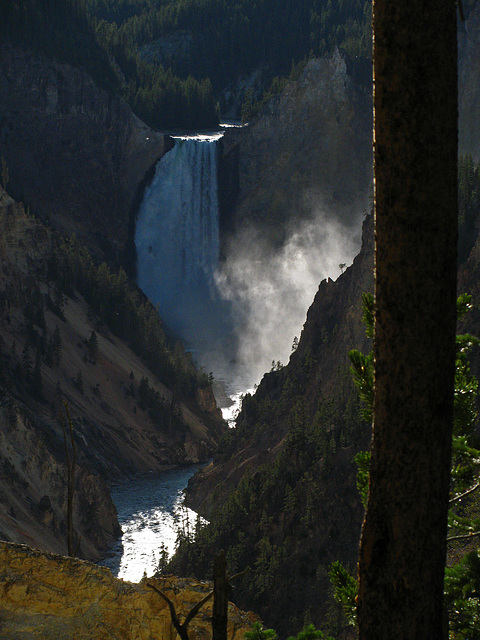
[87,330,98,363]
[333,294,480,637]
[31,350,43,400]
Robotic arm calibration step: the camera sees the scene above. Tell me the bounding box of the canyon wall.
[221,49,373,249]
[177,7,480,630]
[177,214,375,635]
[0,400,121,565]
[459,1,480,159]
[220,2,480,250]
[0,43,167,260]
[0,185,225,561]
[187,212,374,515]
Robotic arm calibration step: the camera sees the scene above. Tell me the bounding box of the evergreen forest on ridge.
[0,0,371,129]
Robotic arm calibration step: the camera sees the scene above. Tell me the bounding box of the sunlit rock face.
[0,541,257,640]
[0,188,120,561]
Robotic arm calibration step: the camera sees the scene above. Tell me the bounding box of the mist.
[214,210,362,392]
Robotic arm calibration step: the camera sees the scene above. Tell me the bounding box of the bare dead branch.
[184,590,214,626]
[60,402,78,557]
[449,482,480,504]
[146,583,181,629]
[447,529,480,543]
[228,567,250,583]
[147,581,213,640]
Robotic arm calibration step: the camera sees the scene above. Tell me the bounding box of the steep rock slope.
[0,404,121,563]
[219,2,480,254]
[221,50,373,249]
[0,43,167,260]
[189,214,374,514]
[176,6,480,633]
[0,187,225,560]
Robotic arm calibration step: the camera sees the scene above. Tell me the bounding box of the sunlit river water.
[99,465,203,582]
[99,381,252,583]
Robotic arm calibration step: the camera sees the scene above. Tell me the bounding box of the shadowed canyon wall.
[174,5,480,634]
[0,43,167,260]
[221,50,373,248]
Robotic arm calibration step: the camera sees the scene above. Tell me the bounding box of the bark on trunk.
[357,1,458,638]
[213,550,228,640]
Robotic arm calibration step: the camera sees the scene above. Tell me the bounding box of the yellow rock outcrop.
[0,541,257,640]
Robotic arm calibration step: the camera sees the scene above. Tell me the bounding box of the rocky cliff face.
[0,189,119,560]
[219,3,480,254]
[0,40,229,562]
[178,6,480,633]
[0,403,121,562]
[188,213,374,515]
[221,49,373,249]
[177,50,374,637]
[0,540,256,640]
[0,43,167,260]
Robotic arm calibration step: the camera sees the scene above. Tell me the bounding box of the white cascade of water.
[135,137,234,362]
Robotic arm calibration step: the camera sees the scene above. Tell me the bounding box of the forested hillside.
[86,0,371,106]
[4,0,480,636]
[0,0,217,129]
[0,0,371,129]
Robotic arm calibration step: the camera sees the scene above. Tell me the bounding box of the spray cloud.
[215,209,361,390]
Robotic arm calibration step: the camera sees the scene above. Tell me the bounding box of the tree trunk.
[357,1,458,638]
[213,550,228,640]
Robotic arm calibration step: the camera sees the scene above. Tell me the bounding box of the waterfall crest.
[135,137,232,360]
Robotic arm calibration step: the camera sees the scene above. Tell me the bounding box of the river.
[99,465,203,582]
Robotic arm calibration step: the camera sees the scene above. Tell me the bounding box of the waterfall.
[135,136,233,361]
